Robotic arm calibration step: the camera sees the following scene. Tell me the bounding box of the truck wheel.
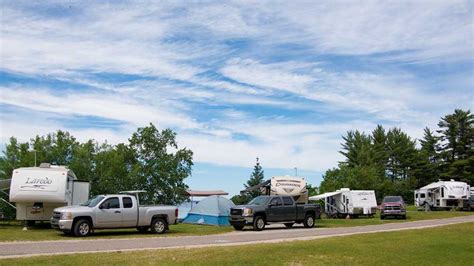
[284,223,294,228]
[380,215,385,220]
[150,218,167,234]
[253,216,265,231]
[233,225,244,231]
[73,219,91,237]
[401,215,407,220]
[137,226,149,233]
[303,214,315,228]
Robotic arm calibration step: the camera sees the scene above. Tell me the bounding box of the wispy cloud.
[0,1,472,173]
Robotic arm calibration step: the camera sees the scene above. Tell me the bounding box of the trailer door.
[72,181,90,205]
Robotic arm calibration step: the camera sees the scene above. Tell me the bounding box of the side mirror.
[99,204,106,209]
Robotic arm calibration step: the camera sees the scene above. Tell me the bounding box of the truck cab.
[229,195,320,231]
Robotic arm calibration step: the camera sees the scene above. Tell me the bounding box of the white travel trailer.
[309,188,377,218]
[270,176,308,203]
[9,163,90,222]
[414,180,470,210]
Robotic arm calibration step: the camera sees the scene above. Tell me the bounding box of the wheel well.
[253,212,266,221]
[305,211,315,217]
[73,216,93,228]
[151,214,169,228]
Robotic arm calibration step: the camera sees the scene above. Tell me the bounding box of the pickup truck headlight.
[61,212,72,220]
[243,208,253,216]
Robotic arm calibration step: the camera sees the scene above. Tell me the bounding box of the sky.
[0,1,473,197]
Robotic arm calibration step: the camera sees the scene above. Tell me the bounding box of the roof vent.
[450,179,455,182]
[39,163,51,168]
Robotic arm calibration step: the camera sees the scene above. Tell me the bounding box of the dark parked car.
[229,195,320,231]
[380,196,406,219]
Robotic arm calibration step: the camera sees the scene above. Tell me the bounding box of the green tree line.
[320,109,474,202]
[0,123,193,218]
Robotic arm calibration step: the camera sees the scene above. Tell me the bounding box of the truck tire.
[233,225,244,231]
[284,223,294,228]
[137,226,149,233]
[253,216,265,231]
[303,214,315,228]
[73,219,92,237]
[380,215,385,220]
[150,218,167,234]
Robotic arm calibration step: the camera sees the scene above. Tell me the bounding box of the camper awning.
[186,190,228,196]
[309,191,342,201]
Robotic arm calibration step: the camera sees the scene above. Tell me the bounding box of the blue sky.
[0,1,473,196]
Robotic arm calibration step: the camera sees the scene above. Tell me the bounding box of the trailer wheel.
[73,219,91,237]
[303,214,315,228]
[150,218,167,234]
[253,216,265,231]
[284,223,294,228]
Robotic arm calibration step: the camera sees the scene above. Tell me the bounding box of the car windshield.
[247,196,269,205]
[383,196,402,203]
[81,196,105,207]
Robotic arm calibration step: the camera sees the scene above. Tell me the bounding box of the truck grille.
[50,212,61,229]
[231,209,243,215]
[384,206,401,211]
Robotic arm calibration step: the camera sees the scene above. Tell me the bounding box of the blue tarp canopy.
[182,195,235,226]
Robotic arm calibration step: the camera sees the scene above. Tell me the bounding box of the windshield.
[383,196,402,203]
[81,196,105,207]
[248,196,269,205]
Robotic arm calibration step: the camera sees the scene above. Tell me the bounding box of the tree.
[437,109,474,183]
[244,157,265,199]
[129,124,193,205]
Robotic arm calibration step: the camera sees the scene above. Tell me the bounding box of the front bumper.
[381,210,406,216]
[229,216,254,226]
[51,218,73,231]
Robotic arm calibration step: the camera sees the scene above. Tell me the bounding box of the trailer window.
[282,197,293,205]
[122,197,133,208]
[102,197,120,209]
[420,193,425,198]
[441,187,444,197]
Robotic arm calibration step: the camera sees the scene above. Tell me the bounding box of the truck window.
[270,197,282,206]
[282,197,293,205]
[102,197,120,209]
[123,197,133,208]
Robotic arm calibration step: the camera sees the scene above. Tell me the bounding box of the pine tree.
[437,109,474,183]
[244,157,265,198]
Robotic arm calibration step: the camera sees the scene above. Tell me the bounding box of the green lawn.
[0,209,471,242]
[2,222,472,265]
[0,222,232,242]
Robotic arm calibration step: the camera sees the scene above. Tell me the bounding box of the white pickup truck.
[51,191,178,237]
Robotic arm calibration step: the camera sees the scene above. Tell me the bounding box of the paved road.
[1,215,473,259]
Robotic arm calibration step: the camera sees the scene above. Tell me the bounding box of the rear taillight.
[175,208,178,217]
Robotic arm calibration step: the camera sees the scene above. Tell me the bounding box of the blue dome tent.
[183,195,235,226]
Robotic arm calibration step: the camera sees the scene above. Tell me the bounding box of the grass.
[1,222,472,265]
[0,222,232,242]
[0,207,471,242]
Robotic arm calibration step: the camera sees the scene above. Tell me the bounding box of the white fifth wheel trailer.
[270,176,308,203]
[9,163,90,222]
[309,188,377,218]
[414,180,470,210]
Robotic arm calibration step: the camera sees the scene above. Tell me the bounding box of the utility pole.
[294,167,298,176]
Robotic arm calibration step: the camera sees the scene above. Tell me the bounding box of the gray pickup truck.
[51,193,178,237]
[229,195,320,231]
